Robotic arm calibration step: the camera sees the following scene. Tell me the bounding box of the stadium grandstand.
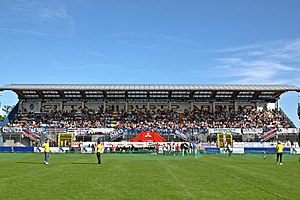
[0,83,299,148]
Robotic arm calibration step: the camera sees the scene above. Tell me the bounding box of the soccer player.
[42,139,50,165]
[96,141,103,165]
[225,142,232,156]
[276,141,284,165]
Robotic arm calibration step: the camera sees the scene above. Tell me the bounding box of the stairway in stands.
[18,113,30,125]
[110,112,119,128]
[23,129,40,142]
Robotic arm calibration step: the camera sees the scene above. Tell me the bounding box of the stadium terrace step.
[19,114,30,123]
[3,140,25,147]
[112,112,118,117]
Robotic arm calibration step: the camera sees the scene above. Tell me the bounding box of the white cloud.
[2,0,74,34]
[216,44,262,53]
[0,27,72,37]
[115,31,200,50]
[89,52,108,57]
[207,38,300,85]
[38,7,74,27]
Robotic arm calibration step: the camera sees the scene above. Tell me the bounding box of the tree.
[2,105,13,116]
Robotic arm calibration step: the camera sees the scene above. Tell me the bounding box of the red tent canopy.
[130,132,166,142]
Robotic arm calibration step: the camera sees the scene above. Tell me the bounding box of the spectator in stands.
[7,106,295,141]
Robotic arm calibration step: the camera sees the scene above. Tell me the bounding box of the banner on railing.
[242,128,263,134]
[209,128,241,134]
[34,147,69,153]
[278,128,299,134]
[75,128,89,135]
[45,128,66,134]
[1,127,23,133]
[174,130,189,140]
[187,128,209,134]
[110,129,124,140]
[88,128,115,134]
[260,129,277,142]
[2,126,298,136]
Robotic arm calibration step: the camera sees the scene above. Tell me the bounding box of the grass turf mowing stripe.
[225,173,288,200]
[0,153,299,199]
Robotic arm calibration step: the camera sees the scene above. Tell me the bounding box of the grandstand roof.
[0,83,299,91]
[0,84,299,101]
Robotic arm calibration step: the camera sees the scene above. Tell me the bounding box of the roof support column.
[60,101,63,111]
[147,101,149,110]
[276,100,280,111]
[191,101,193,111]
[125,101,128,112]
[81,101,85,110]
[103,101,106,113]
[212,101,215,112]
[168,101,171,110]
[38,101,42,112]
[234,101,238,113]
[19,100,23,112]
[255,102,259,111]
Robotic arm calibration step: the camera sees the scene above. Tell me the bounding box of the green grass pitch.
[0,153,299,200]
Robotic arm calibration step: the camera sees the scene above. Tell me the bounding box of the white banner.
[242,128,263,134]
[232,148,244,154]
[243,142,277,148]
[290,147,300,154]
[34,147,69,153]
[278,128,299,134]
[81,147,94,153]
[88,128,115,134]
[233,142,245,148]
[209,128,241,134]
[2,127,23,133]
[34,147,44,152]
[75,128,89,135]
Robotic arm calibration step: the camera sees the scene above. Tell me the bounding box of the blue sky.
[0,0,299,126]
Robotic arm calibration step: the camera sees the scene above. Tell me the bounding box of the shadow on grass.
[237,162,271,165]
[16,161,44,165]
[71,162,98,165]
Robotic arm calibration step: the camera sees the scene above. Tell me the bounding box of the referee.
[96,141,103,165]
[276,141,284,165]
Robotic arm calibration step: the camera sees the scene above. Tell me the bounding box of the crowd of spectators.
[7,106,294,132]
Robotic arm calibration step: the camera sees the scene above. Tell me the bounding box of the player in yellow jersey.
[276,141,284,165]
[42,139,50,165]
[96,141,103,165]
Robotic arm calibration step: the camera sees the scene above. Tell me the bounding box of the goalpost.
[58,133,74,147]
[217,133,232,155]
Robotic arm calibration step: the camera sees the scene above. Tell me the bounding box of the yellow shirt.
[97,144,103,153]
[42,142,50,152]
[276,144,284,153]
